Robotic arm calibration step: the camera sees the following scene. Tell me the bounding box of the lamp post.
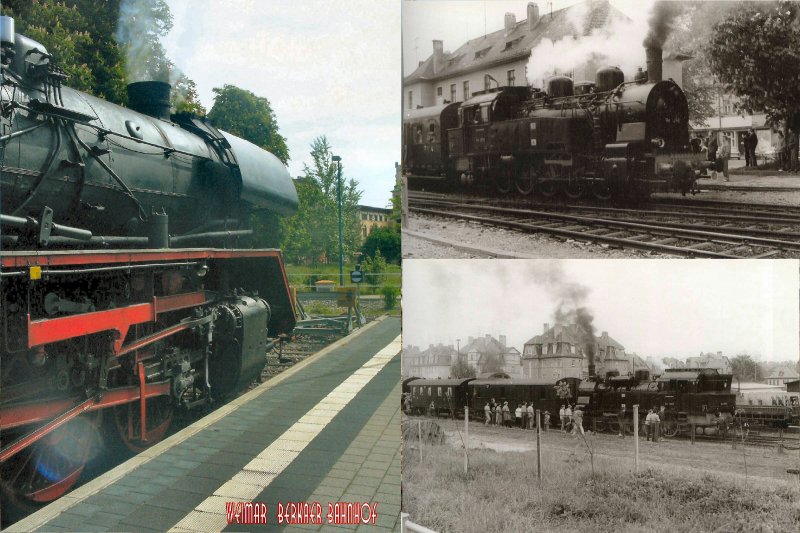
[332,155,343,286]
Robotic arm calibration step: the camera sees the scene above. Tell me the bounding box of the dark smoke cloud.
[525,262,596,371]
[643,1,682,49]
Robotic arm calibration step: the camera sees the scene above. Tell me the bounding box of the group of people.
[700,131,732,181]
[558,404,585,436]
[483,399,551,430]
[617,404,663,442]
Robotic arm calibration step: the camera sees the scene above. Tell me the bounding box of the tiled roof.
[766,366,800,380]
[404,0,621,84]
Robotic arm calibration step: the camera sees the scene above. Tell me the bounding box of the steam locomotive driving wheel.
[0,413,101,510]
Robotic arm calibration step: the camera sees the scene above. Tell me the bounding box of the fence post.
[536,409,542,480]
[464,405,469,475]
[418,419,423,463]
[633,404,639,474]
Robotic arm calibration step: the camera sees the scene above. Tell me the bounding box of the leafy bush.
[380,286,399,310]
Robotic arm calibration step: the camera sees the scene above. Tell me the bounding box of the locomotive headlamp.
[651,137,666,148]
[196,262,209,278]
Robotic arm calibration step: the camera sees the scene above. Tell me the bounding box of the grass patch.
[285,263,401,293]
[402,445,800,533]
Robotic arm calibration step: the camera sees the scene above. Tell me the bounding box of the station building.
[357,205,393,242]
[402,343,458,379]
[765,366,800,387]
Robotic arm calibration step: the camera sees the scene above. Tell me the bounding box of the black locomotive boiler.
[0,17,298,509]
[404,46,705,201]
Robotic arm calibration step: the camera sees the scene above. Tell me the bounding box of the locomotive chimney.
[432,40,444,74]
[127,81,172,120]
[527,3,540,29]
[646,46,662,83]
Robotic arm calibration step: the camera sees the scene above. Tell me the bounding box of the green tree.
[361,226,401,264]
[730,354,759,383]
[115,0,173,82]
[480,353,503,375]
[708,1,800,129]
[281,137,361,265]
[361,249,387,287]
[450,358,477,379]
[2,1,96,93]
[207,85,288,164]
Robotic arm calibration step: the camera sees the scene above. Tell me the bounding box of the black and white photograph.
[401,0,800,259]
[400,258,800,532]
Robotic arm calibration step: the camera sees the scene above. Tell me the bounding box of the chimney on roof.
[432,40,444,74]
[527,3,540,29]
[602,331,608,338]
[500,335,507,347]
[543,322,549,333]
[504,12,516,33]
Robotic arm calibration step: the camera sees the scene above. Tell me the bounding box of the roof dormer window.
[502,37,523,51]
[474,47,491,60]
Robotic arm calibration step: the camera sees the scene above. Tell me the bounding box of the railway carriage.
[467,377,580,427]
[406,378,475,418]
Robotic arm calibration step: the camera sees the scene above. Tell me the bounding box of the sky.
[402,0,668,82]
[162,0,400,209]
[402,259,800,362]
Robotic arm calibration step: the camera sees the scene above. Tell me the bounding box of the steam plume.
[644,1,682,49]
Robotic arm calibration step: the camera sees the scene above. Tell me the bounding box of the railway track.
[409,193,800,258]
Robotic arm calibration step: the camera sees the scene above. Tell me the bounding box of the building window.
[408,90,413,109]
[437,86,442,97]
[450,84,456,102]
[507,69,515,86]
[463,81,470,100]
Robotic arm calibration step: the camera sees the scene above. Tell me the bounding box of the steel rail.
[412,199,800,252]
[411,206,740,258]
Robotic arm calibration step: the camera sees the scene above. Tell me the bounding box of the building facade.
[357,205,393,242]
[402,343,458,379]
[521,323,642,380]
[765,366,800,387]
[460,334,522,378]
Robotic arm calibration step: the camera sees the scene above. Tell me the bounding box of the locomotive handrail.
[8,100,215,162]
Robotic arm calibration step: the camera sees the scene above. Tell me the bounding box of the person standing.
[651,409,661,443]
[572,406,584,436]
[495,403,503,426]
[527,403,535,429]
[644,409,653,441]
[564,404,573,433]
[776,131,786,171]
[747,128,759,167]
[543,410,551,431]
[521,402,528,429]
[559,404,566,432]
[718,135,731,182]
[515,404,523,428]
[484,402,491,425]
[788,128,799,172]
[502,401,511,428]
[743,131,752,167]
[618,404,627,438]
[707,131,719,179]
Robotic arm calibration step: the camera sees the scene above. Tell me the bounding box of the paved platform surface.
[7,317,401,533]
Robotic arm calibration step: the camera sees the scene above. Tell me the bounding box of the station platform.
[7,316,401,533]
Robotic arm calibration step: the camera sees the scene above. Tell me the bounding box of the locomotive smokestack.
[646,46,662,83]
[127,81,171,120]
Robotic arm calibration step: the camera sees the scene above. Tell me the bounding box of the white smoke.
[526,1,658,88]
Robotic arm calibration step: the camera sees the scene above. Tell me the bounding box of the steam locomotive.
[403,46,704,201]
[0,17,298,509]
[404,368,737,438]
